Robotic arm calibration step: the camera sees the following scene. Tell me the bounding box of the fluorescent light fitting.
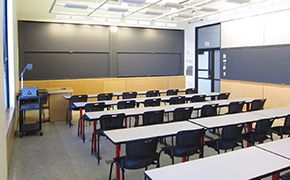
[107,18,121,23]
[138,20,151,25]
[144,10,163,15]
[92,17,106,22]
[126,20,138,24]
[107,6,128,12]
[226,0,251,4]
[122,0,146,4]
[200,7,218,12]
[56,14,71,20]
[71,16,86,21]
[154,21,166,26]
[166,23,177,27]
[65,3,89,9]
[164,2,183,9]
[177,14,193,18]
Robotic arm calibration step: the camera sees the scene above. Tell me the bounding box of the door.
[197,49,220,93]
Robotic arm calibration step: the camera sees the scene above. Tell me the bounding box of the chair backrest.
[175,129,204,149]
[200,104,218,117]
[185,88,197,94]
[38,89,48,105]
[117,100,136,109]
[97,93,113,101]
[70,95,88,107]
[255,118,274,135]
[84,102,106,112]
[191,95,206,103]
[122,92,137,99]
[144,98,161,107]
[221,125,243,142]
[227,101,245,114]
[142,110,164,126]
[284,115,290,128]
[99,113,125,131]
[169,96,186,105]
[146,90,160,97]
[217,92,230,100]
[166,89,179,96]
[173,107,193,122]
[250,99,266,111]
[126,138,158,159]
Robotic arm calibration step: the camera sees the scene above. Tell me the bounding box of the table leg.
[93,121,97,154]
[181,157,186,162]
[115,144,121,180]
[272,173,279,180]
[246,123,253,147]
[79,108,83,137]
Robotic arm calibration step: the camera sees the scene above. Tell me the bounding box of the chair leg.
[91,133,94,155]
[121,168,125,180]
[108,161,116,180]
[171,156,175,164]
[97,134,101,164]
[82,119,86,143]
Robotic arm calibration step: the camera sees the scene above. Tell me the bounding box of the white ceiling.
[17,0,285,29]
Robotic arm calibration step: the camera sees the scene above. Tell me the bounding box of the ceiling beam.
[88,0,111,16]
[124,0,163,18]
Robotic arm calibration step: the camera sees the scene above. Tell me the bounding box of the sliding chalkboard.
[221,45,290,85]
[18,21,184,80]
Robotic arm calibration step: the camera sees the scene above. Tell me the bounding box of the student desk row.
[63,88,188,100]
[104,106,290,180]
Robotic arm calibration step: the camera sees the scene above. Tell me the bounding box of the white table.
[145,146,290,180]
[104,121,204,180]
[256,137,290,160]
[189,112,267,129]
[209,97,255,107]
[253,106,290,118]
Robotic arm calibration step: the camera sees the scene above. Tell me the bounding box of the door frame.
[195,23,221,92]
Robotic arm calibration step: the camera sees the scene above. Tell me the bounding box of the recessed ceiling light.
[107,18,121,23]
[56,15,71,20]
[166,22,177,27]
[71,16,86,21]
[144,10,163,15]
[126,20,138,24]
[154,21,166,26]
[122,0,146,4]
[92,17,106,22]
[164,2,183,9]
[226,0,251,4]
[139,20,151,25]
[65,3,89,9]
[107,6,128,12]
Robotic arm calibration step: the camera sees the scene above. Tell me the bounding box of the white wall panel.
[221,16,265,48]
[264,10,290,45]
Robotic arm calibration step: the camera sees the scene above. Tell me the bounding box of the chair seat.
[117,153,159,170]
[162,146,199,157]
[242,132,269,143]
[272,126,290,135]
[206,139,239,151]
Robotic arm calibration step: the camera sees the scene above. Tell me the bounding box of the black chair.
[172,107,193,122]
[242,118,274,146]
[66,95,88,127]
[206,125,244,154]
[109,138,159,180]
[166,89,179,96]
[146,90,160,97]
[142,110,164,126]
[250,99,266,111]
[159,129,205,164]
[281,172,290,180]
[190,95,206,103]
[169,96,186,105]
[185,88,197,94]
[122,92,137,99]
[144,98,161,107]
[96,114,126,164]
[117,100,136,109]
[38,89,49,121]
[81,103,106,150]
[272,115,290,139]
[217,92,230,100]
[200,104,218,118]
[97,93,113,101]
[226,101,245,114]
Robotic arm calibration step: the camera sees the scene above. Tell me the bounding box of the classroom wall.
[24,76,186,95]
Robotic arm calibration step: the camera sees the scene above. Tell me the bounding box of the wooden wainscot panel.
[264,85,290,108]
[168,76,186,89]
[103,78,126,93]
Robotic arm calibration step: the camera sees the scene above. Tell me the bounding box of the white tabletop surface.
[253,106,290,118]
[85,101,210,120]
[256,138,290,160]
[209,97,255,106]
[189,112,268,129]
[103,121,203,144]
[145,146,290,180]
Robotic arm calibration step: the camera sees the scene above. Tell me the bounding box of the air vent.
[177,14,192,18]
[107,6,128,12]
[200,7,218,12]
[65,3,89,9]
[164,2,183,9]
[122,0,146,4]
[226,0,251,4]
[144,10,163,15]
